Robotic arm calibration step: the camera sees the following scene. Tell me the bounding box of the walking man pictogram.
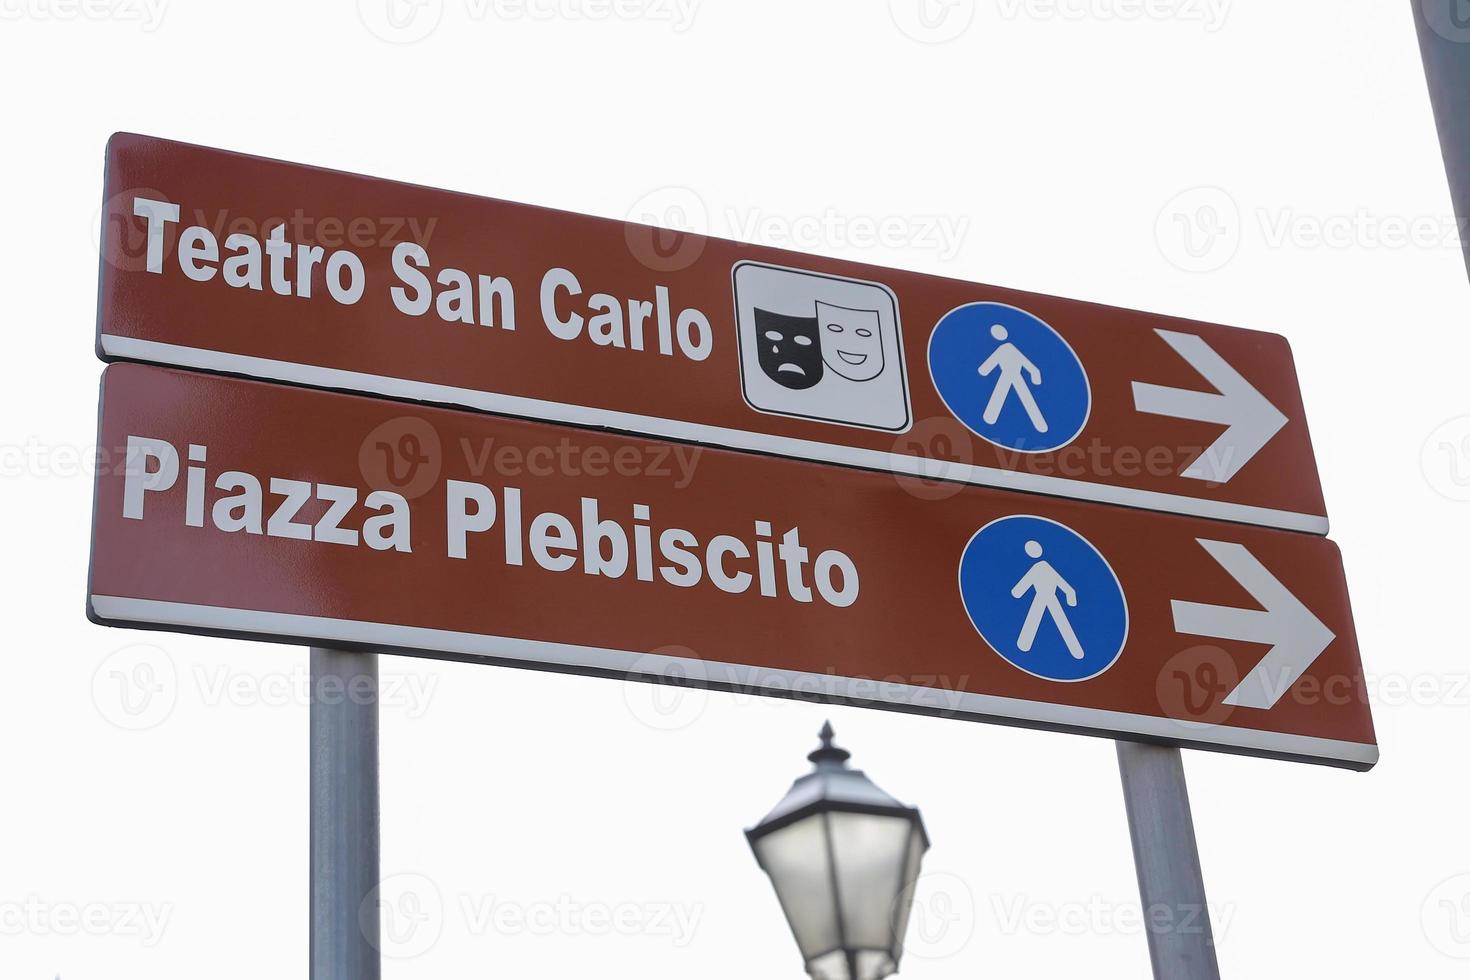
[1011,539,1085,660]
[978,324,1048,433]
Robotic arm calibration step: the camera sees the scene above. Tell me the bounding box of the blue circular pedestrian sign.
[958,515,1128,682]
[929,303,1090,453]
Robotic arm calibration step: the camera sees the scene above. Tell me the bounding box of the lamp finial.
[808,720,852,768]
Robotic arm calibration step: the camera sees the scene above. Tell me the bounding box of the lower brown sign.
[87,364,1376,769]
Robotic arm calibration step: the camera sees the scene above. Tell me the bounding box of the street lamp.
[746,722,930,980]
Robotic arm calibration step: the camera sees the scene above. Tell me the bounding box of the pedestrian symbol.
[980,324,1048,431]
[1013,539,1083,659]
[958,515,1128,682]
[929,303,1090,453]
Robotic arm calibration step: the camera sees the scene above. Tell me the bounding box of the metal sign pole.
[1116,741,1221,980]
[310,648,381,980]
[1414,0,1470,282]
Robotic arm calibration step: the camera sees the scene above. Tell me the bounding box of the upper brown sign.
[97,134,1329,532]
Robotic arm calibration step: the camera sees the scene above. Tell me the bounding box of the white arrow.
[1131,329,1287,483]
[1171,539,1335,710]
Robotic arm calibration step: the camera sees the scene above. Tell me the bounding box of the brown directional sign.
[87,364,1375,769]
[97,133,1329,533]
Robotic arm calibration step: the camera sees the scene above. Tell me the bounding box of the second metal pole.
[1116,741,1221,980]
[1414,0,1470,283]
[310,648,381,980]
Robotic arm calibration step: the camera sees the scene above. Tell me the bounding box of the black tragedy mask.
[754,309,824,390]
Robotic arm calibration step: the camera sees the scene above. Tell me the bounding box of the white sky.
[2,1,1468,977]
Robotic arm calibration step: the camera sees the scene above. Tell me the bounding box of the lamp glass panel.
[890,827,927,962]
[805,948,898,980]
[828,811,915,950]
[753,814,840,960]
[807,949,850,980]
[856,949,897,980]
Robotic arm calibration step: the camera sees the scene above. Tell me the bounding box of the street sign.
[96,133,1330,533]
[87,363,1375,769]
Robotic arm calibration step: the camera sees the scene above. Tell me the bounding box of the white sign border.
[98,334,1330,534]
[89,593,1376,771]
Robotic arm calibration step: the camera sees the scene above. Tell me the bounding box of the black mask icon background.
[754,309,824,390]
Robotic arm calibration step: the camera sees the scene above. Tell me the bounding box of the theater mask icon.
[733,262,910,431]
